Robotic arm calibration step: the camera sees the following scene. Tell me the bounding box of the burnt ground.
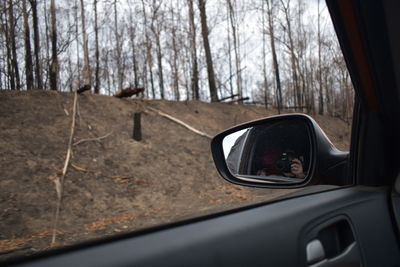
[0,90,351,259]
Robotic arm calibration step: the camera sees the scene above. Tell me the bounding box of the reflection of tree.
[225,129,249,174]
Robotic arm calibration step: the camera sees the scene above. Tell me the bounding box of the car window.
[0,0,353,260]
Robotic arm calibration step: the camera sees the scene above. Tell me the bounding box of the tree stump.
[133,113,142,141]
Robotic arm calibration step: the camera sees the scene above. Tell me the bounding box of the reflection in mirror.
[222,119,311,184]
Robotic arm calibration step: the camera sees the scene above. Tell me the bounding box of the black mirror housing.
[211,114,349,188]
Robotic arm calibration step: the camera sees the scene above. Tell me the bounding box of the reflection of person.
[256,149,306,179]
[283,155,305,179]
[225,120,310,178]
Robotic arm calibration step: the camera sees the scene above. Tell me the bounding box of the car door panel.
[13,186,399,267]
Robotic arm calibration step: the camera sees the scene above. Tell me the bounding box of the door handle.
[306,239,325,265]
[307,241,359,267]
[305,219,361,266]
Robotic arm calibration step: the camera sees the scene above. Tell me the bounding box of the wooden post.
[133,113,142,141]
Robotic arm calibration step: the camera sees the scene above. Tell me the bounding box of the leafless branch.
[73,131,113,146]
[51,90,78,245]
[147,107,212,139]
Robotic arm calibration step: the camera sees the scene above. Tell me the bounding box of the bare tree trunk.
[114,0,123,91]
[2,5,15,90]
[94,0,100,93]
[261,0,268,109]
[74,0,81,86]
[155,34,164,99]
[8,0,20,90]
[317,0,324,115]
[23,0,34,90]
[188,0,199,100]
[324,67,332,115]
[141,0,155,98]
[80,0,91,86]
[130,28,139,89]
[103,50,111,95]
[281,0,300,109]
[296,0,307,112]
[128,7,139,90]
[0,42,2,89]
[66,11,75,92]
[198,0,218,102]
[182,47,191,100]
[150,1,165,99]
[30,0,43,90]
[308,46,316,114]
[170,6,180,101]
[149,57,155,98]
[43,0,50,89]
[49,0,59,91]
[0,2,4,89]
[227,0,242,99]
[266,0,282,113]
[225,3,234,96]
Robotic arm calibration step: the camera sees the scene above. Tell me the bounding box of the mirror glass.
[222,119,311,184]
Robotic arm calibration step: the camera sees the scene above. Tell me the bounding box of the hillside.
[0,90,351,258]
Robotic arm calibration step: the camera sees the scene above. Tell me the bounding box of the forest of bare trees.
[0,0,354,121]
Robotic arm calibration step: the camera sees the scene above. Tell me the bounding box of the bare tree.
[188,0,199,100]
[226,0,242,98]
[80,0,91,86]
[198,0,218,102]
[93,0,100,93]
[8,0,21,90]
[0,0,352,118]
[29,0,43,90]
[73,0,81,86]
[317,0,324,115]
[141,0,155,98]
[150,0,165,99]
[280,0,301,109]
[261,0,269,108]
[1,2,14,90]
[266,0,282,112]
[23,0,34,90]
[114,0,123,91]
[128,4,139,89]
[168,5,180,101]
[49,0,59,90]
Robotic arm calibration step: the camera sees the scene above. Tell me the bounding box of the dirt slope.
[0,90,351,258]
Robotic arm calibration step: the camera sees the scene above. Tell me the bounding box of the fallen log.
[218,94,239,102]
[147,107,212,139]
[77,84,91,94]
[114,88,144,98]
[226,97,250,104]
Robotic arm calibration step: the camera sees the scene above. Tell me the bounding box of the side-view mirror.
[211,114,350,188]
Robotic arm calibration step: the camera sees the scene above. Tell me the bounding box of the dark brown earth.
[0,90,351,259]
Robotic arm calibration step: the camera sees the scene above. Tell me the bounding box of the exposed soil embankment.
[0,90,351,258]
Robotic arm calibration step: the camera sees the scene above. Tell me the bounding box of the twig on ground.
[72,131,113,146]
[71,163,89,173]
[51,91,78,245]
[110,175,134,180]
[147,107,213,139]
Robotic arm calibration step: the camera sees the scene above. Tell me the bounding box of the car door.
[5,0,400,266]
